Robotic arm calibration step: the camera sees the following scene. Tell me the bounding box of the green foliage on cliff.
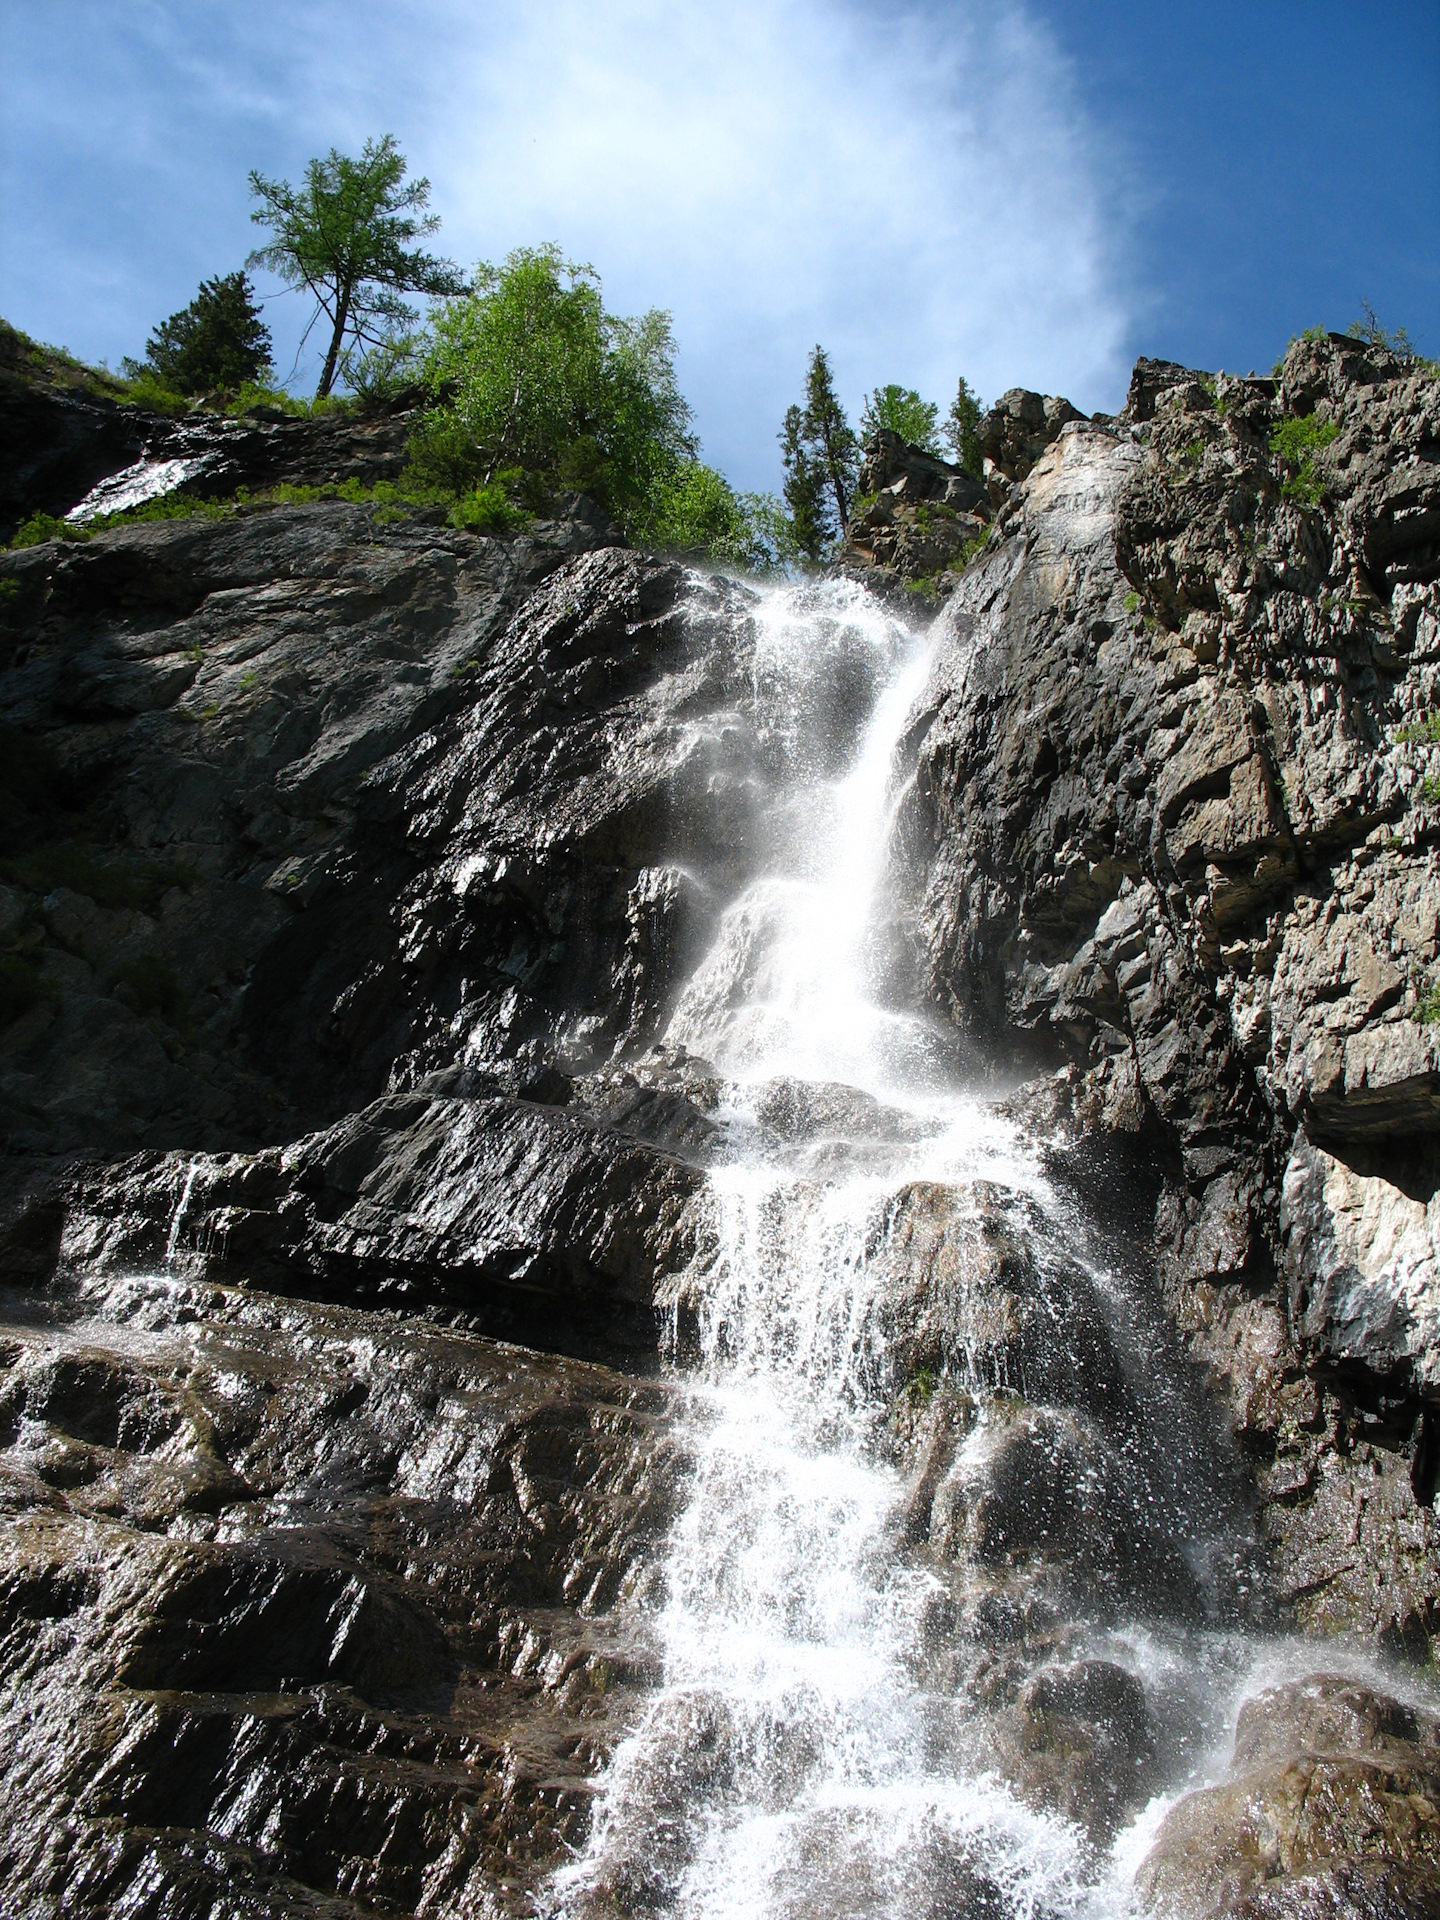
[1270,412,1339,504]
[124,271,273,395]
[415,246,775,564]
[859,385,940,453]
[629,462,789,570]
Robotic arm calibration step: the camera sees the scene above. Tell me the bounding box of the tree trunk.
[316,287,351,398]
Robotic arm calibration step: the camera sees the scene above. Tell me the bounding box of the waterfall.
[549,579,1307,1918]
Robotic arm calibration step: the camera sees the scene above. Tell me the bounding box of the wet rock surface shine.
[0,1267,686,1915]
[2,351,1439,1914]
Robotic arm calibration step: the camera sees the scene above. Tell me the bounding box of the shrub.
[403,411,490,494]
[124,270,273,395]
[223,383,345,419]
[1270,413,1339,505]
[9,512,86,548]
[1347,301,1432,365]
[1395,713,1440,746]
[449,483,527,533]
[111,370,191,416]
[424,247,695,524]
[7,493,231,549]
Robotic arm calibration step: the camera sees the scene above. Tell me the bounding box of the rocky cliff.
[896,334,1440,1655]
[2,333,1439,1917]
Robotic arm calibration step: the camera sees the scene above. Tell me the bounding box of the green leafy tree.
[944,375,985,478]
[247,134,466,398]
[426,248,608,478]
[126,271,272,394]
[419,246,702,538]
[859,384,940,453]
[634,463,787,571]
[779,403,831,561]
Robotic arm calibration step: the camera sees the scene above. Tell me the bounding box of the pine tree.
[779,403,830,561]
[944,375,985,478]
[803,345,859,531]
[778,346,858,559]
[130,271,273,394]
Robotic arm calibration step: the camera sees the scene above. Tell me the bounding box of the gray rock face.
[59,1084,705,1360]
[0,1266,688,1916]
[895,338,1440,1643]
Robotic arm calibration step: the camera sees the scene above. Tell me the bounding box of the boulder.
[1136,1675,1440,1917]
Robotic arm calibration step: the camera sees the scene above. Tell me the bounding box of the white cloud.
[416,1,1135,483]
[0,0,1136,489]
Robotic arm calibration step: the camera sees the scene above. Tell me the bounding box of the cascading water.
[549,578,1395,1919]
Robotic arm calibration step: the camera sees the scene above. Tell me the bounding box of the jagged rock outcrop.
[837,387,1090,598]
[838,429,990,595]
[897,336,1440,1649]
[978,385,1088,496]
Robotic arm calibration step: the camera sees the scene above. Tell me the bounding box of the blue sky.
[0,1,1434,491]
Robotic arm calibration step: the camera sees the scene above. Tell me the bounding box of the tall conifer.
[778,346,858,559]
[779,402,829,562]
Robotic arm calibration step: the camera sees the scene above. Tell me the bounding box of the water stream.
[548,578,1380,1918]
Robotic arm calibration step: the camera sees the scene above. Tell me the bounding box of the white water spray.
[550,576,1368,1919]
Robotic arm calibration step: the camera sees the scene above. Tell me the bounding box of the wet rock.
[0,1267,686,1917]
[990,1657,1159,1841]
[57,1083,706,1360]
[896,341,1440,1647]
[872,1180,1132,1410]
[923,1399,1201,1616]
[0,521,785,1166]
[1136,1674,1440,1917]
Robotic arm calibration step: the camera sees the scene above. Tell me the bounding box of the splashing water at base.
[547,578,1359,1919]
